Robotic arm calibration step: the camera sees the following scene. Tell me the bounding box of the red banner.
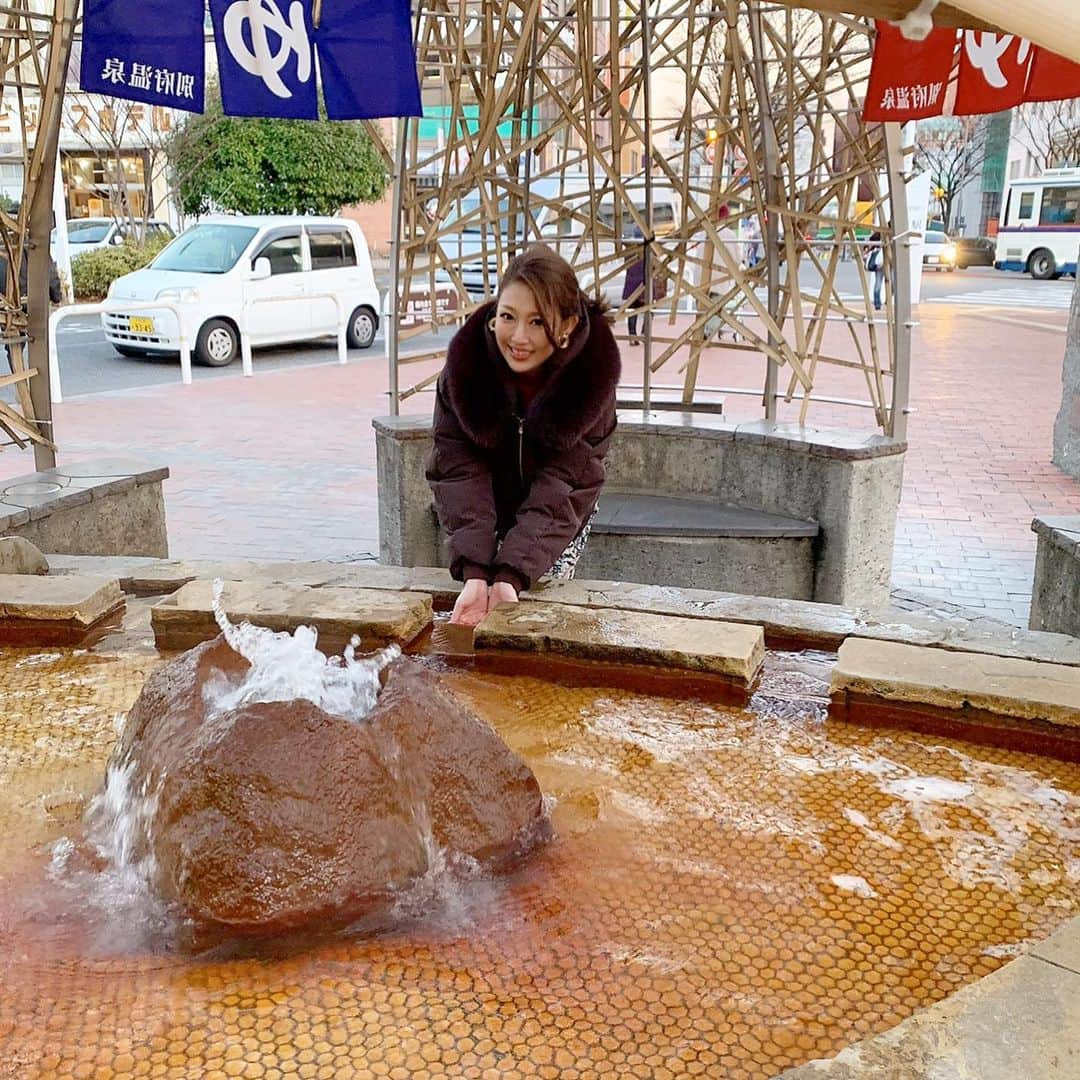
[954,32,1034,115]
[864,23,1080,122]
[1026,49,1080,103]
[863,22,955,122]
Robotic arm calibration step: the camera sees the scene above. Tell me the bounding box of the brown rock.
[113,637,546,937]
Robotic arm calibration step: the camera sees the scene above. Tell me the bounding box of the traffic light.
[933,184,946,199]
[706,128,719,146]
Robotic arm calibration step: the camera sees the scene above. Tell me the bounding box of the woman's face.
[493,281,576,375]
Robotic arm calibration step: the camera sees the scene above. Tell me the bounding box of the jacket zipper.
[515,415,525,485]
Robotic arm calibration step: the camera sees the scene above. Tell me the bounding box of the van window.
[254,233,303,275]
[308,229,357,269]
[1018,191,1035,221]
[1039,186,1080,226]
[597,201,675,236]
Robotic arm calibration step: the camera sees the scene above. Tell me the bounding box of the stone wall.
[1029,515,1080,637]
[375,413,906,608]
[1052,276,1080,480]
[0,461,169,558]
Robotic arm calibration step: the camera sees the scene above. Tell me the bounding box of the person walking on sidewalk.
[427,244,621,627]
[866,230,886,311]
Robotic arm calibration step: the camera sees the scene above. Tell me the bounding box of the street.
[27,264,1075,401]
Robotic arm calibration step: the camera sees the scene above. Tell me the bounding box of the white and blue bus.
[995,168,1080,279]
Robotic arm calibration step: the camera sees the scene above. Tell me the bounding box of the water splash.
[206,579,400,722]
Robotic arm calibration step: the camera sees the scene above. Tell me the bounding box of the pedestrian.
[743,213,762,269]
[1,247,62,367]
[621,224,666,346]
[427,244,621,627]
[0,247,62,305]
[622,226,647,346]
[866,230,885,311]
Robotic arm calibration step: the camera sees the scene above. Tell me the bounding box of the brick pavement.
[1,295,1078,628]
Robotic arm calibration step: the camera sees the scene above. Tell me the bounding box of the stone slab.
[474,602,765,682]
[46,558,1080,667]
[46,556,460,605]
[521,580,1080,666]
[1032,917,1080,975]
[831,638,1080,727]
[0,574,124,635]
[151,580,433,654]
[774,955,1080,1079]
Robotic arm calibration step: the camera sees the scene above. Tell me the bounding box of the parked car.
[101,215,380,365]
[922,230,957,272]
[52,217,174,260]
[954,236,996,269]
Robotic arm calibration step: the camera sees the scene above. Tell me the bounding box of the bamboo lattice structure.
[387,0,913,436]
[0,0,76,466]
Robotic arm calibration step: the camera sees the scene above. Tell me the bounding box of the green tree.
[167,86,388,216]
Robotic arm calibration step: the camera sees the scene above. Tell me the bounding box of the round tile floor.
[1,648,1077,1079]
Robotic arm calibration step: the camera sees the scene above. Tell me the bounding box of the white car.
[102,215,381,365]
[53,217,174,260]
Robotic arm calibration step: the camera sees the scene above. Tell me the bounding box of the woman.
[427,245,621,627]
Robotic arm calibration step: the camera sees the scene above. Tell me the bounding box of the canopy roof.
[785,1,1080,62]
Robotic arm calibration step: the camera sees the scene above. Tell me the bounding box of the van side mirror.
[110,233,125,246]
[250,257,271,281]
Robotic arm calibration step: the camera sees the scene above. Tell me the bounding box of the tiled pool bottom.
[0,648,1078,1080]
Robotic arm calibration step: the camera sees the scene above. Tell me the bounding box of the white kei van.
[102,215,380,365]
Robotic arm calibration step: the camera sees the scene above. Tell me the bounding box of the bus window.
[1018,191,1035,221]
[1039,186,1080,226]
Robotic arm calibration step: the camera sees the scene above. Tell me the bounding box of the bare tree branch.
[915,116,989,233]
[1015,99,1080,172]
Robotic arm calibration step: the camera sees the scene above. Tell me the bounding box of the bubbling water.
[204,579,401,722]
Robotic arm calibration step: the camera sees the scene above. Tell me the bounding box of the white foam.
[842,807,903,851]
[831,874,878,899]
[883,777,974,803]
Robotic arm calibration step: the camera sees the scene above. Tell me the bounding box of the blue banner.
[80,0,204,112]
[316,0,422,120]
[209,0,319,119]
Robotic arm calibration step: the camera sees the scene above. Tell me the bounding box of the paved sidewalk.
[0,296,1077,628]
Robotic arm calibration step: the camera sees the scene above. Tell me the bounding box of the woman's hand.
[489,581,519,610]
[450,578,490,627]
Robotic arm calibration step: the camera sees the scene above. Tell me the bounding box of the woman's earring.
[558,333,570,349]
[487,318,496,332]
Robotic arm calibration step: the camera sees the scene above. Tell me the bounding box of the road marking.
[973,313,1066,334]
[925,286,1074,311]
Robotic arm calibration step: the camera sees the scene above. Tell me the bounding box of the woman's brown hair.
[498,244,612,346]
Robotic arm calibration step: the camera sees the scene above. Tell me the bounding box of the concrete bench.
[375,412,906,607]
[0,458,169,557]
[582,491,820,599]
[1030,515,1080,637]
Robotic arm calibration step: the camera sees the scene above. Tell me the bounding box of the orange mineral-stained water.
[0,646,1078,1080]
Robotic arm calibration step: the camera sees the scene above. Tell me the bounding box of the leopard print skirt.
[546,506,597,581]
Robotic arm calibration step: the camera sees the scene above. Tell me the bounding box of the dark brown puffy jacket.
[426,298,621,592]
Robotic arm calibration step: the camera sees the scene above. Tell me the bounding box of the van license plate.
[129,316,154,334]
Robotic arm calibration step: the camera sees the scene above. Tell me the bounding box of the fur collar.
[441,299,621,451]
